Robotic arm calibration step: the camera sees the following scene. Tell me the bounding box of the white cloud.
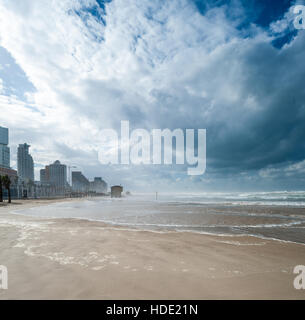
[0,0,304,190]
[0,78,3,93]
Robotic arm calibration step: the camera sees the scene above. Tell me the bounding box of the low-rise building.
[111,185,123,198]
[0,166,17,180]
[0,166,18,199]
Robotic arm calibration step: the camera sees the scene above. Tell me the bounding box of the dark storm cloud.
[207,32,305,172]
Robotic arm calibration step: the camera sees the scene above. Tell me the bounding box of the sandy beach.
[0,198,305,300]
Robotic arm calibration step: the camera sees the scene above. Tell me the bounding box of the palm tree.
[2,175,11,203]
[0,175,3,202]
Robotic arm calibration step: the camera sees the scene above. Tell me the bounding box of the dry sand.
[0,199,305,300]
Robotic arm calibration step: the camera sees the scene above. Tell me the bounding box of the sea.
[12,191,305,244]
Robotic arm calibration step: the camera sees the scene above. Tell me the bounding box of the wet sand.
[0,199,305,299]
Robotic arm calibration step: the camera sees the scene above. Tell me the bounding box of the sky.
[0,0,305,192]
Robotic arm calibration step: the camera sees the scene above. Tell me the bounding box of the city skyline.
[0,125,109,194]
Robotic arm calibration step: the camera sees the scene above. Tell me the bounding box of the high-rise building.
[72,171,90,192]
[17,143,34,182]
[0,126,8,145]
[0,126,10,169]
[89,177,108,193]
[47,160,67,187]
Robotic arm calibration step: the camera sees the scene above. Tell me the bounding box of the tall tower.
[0,126,10,169]
[17,143,34,182]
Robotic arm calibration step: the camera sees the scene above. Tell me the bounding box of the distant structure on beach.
[111,185,123,198]
[0,126,10,169]
[17,143,34,182]
[40,160,67,188]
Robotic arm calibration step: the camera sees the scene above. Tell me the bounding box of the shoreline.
[1,198,305,299]
[5,198,305,246]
